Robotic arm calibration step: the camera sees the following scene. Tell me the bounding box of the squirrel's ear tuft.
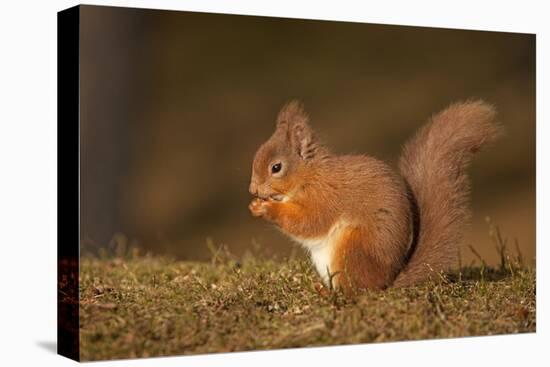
[275,100,319,159]
[276,100,308,130]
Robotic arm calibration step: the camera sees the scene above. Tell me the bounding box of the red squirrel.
[248,100,499,292]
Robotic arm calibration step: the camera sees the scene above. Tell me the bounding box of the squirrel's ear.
[291,122,317,159]
[276,100,308,129]
[276,100,317,159]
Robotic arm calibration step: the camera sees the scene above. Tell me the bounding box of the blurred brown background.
[79,5,535,265]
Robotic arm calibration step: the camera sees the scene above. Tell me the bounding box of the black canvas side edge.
[57,5,80,362]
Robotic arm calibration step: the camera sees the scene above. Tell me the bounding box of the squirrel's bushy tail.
[393,100,500,287]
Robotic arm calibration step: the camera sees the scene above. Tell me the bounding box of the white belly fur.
[289,221,348,285]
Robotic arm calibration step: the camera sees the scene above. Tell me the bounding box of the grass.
[79,232,535,361]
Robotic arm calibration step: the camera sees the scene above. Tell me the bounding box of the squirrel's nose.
[249,182,258,196]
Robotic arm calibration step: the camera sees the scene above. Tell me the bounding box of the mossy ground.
[79,244,535,361]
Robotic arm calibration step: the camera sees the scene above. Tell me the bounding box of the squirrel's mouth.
[255,190,286,202]
[270,194,285,202]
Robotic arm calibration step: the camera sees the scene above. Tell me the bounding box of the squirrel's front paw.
[249,198,270,217]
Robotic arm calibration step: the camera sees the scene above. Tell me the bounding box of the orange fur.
[250,197,332,239]
[331,226,390,293]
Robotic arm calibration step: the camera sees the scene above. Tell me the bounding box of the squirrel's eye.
[271,163,282,174]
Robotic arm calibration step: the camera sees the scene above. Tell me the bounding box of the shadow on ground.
[36,340,57,354]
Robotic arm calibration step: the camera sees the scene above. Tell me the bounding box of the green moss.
[79,249,535,361]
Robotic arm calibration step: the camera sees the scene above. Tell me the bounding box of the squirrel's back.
[393,100,500,287]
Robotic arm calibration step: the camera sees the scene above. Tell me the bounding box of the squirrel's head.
[249,100,326,202]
